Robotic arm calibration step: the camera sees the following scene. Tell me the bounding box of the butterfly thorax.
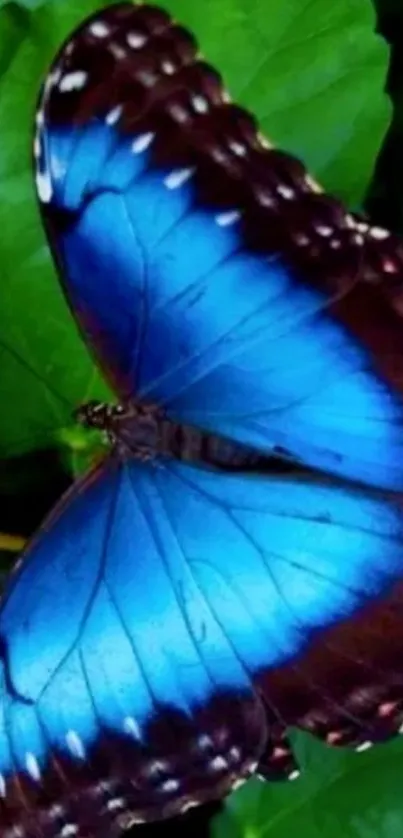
[76,399,261,470]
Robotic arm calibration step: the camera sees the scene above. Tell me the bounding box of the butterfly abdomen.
[78,399,263,470]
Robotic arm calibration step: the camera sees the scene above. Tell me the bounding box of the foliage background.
[1,0,403,835]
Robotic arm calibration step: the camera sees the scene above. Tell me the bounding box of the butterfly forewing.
[33,2,403,490]
[2,3,403,837]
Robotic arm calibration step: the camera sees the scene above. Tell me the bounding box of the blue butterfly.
[2,3,403,837]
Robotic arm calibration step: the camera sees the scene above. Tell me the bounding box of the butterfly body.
[3,3,403,837]
[76,398,264,469]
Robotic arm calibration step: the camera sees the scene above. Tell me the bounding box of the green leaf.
[0,0,391,460]
[0,4,30,74]
[0,0,43,8]
[164,0,389,205]
[0,0,113,459]
[215,733,403,838]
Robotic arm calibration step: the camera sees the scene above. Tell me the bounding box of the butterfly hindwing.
[4,4,401,837]
[2,458,403,834]
[0,459,266,834]
[34,3,403,491]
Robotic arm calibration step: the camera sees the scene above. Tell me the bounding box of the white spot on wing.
[370,225,389,240]
[316,225,333,237]
[109,43,126,60]
[25,752,41,781]
[60,825,78,838]
[215,209,241,227]
[198,733,213,749]
[211,147,228,164]
[164,167,194,190]
[49,803,64,818]
[232,777,246,790]
[106,104,123,126]
[49,151,67,182]
[256,188,275,207]
[0,774,5,797]
[107,797,126,811]
[131,132,155,154]
[89,21,110,38]
[383,259,398,273]
[147,759,169,776]
[123,715,141,738]
[355,740,373,752]
[127,31,147,49]
[288,769,301,781]
[66,729,85,759]
[45,68,62,94]
[228,140,246,156]
[161,778,180,793]
[192,95,209,114]
[59,71,87,93]
[258,133,272,149]
[277,184,295,200]
[36,169,52,203]
[161,60,176,75]
[180,800,198,813]
[210,755,228,771]
[168,102,188,123]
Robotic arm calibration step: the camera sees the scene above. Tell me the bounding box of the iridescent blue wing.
[2,458,403,835]
[34,3,403,492]
[0,460,264,836]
